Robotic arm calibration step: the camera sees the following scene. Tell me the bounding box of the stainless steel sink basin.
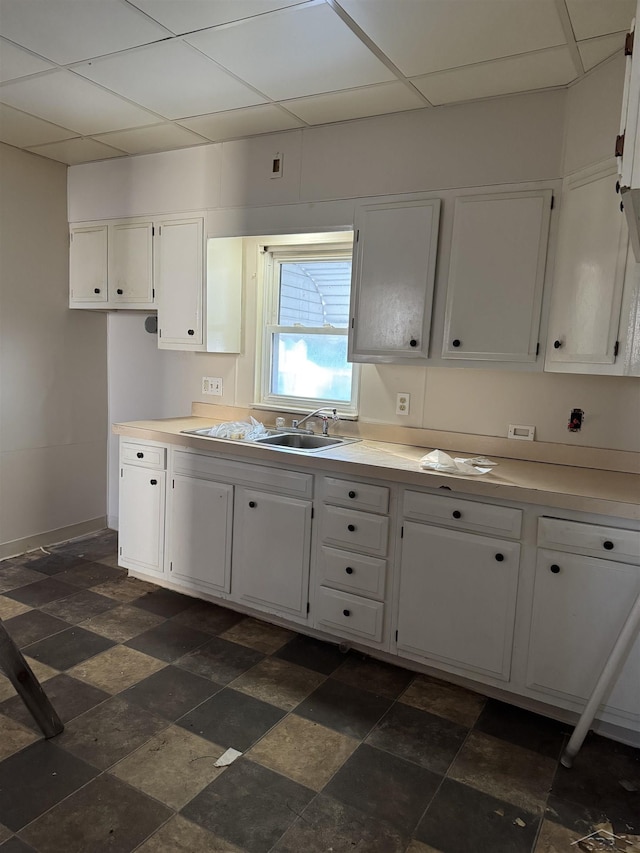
[253,432,359,451]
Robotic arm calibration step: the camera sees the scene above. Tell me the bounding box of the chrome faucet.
[291,408,339,435]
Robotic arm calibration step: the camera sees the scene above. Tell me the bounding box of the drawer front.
[318,546,386,600]
[322,477,389,513]
[121,442,166,470]
[403,490,522,538]
[315,587,384,642]
[321,505,389,556]
[538,517,640,565]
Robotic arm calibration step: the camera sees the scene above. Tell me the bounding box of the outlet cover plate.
[508,423,535,441]
[396,392,410,416]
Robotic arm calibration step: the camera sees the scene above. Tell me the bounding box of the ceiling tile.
[26,137,125,165]
[0,70,161,134]
[578,31,627,71]
[93,123,208,155]
[0,38,55,82]
[413,47,578,106]
[186,3,395,101]
[73,40,266,120]
[0,102,76,147]
[283,81,426,125]
[566,0,635,41]
[0,0,171,64]
[338,0,567,77]
[127,0,309,35]
[179,104,303,141]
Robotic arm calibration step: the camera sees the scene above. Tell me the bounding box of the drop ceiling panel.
[73,40,266,120]
[180,104,303,141]
[337,0,567,77]
[283,81,425,125]
[0,103,76,147]
[127,0,310,35]
[578,32,627,71]
[413,47,578,106]
[93,123,208,155]
[27,137,125,165]
[187,2,395,101]
[0,70,161,134]
[0,0,171,64]
[0,38,54,82]
[566,0,635,41]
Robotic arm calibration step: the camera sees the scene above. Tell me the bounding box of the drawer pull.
[550,564,561,574]
[187,329,195,336]
[343,609,351,617]
[94,288,101,294]
[136,452,144,458]
[348,490,357,499]
[345,566,354,575]
[603,540,615,550]
[116,288,123,295]
[553,340,562,349]
[452,510,462,519]
[150,479,157,485]
[452,339,461,348]
[249,501,256,508]
[495,553,504,562]
[347,524,356,532]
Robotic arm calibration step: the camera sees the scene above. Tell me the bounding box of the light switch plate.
[202,376,223,396]
[508,423,535,440]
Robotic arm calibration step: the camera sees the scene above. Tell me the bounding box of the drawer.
[322,477,389,513]
[321,505,389,556]
[315,587,384,642]
[403,490,522,538]
[121,441,166,470]
[318,546,386,600]
[538,517,640,565]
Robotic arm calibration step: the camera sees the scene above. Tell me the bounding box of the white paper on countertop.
[419,449,496,476]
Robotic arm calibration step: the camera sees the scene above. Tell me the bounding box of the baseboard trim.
[0,517,108,561]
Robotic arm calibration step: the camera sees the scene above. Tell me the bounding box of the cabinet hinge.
[536,342,540,356]
[311,507,314,519]
[615,133,625,158]
[157,225,161,236]
[159,328,162,338]
[152,226,155,237]
[119,546,122,556]
[306,602,310,614]
[152,288,155,299]
[120,468,123,477]
[170,561,172,572]
[69,232,73,244]
[401,525,404,538]
[172,479,175,488]
[395,630,398,642]
[550,195,554,210]
[625,29,634,56]
[355,229,359,242]
[351,317,354,329]
[613,340,619,358]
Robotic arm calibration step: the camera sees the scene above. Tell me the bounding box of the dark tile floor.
[0,530,639,853]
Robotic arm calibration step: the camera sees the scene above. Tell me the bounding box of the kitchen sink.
[253,432,359,451]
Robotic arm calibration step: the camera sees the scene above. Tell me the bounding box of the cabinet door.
[119,465,165,574]
[349,198,440,361]
[442,191,551,362]
[69,225,108,305]
[232,487,312,621]
[527,550,640,718]
[546,164,628,368]
[110,221,154,306]
[156,217,204,350]
[397,522,520,680]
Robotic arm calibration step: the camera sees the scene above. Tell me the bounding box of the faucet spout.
[291,408,339,433]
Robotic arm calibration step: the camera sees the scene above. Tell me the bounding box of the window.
[257,236,358,415]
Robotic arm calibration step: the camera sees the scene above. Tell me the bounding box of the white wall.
[0,144,108,556]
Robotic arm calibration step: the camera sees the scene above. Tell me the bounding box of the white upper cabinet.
[69,225,108,305]
[545,162,630,373]
[442,190,552,363]
[349,198,440,362]
[156,216,205,350]
[109,221,154,306]
[618,3,640,260]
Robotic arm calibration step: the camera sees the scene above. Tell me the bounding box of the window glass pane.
[271,333,352,402]
[278,261,351,328]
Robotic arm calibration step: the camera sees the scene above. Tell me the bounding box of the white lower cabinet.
[397,521,520,681]
[119,454,166,575]
[231,487,312,622]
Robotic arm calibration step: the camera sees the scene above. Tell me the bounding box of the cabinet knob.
[553,340,562,349]
[452,510,462,519]
[187,329,195,336]
[150,479,157,485]
[603,540,615,550]
[249,501,256,508]
[94,288,101,294]
[343,609,351,617]
[116,288,123,295]
[550,564,561,574]
[136,452,144,459]
[348,490,357,499]
[452,339,461,348]
[345,566,354,575]
[347,524,356,532]
[495,553,504,562]
[409,339,418,348]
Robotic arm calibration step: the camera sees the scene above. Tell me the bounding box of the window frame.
[255,238,359,417]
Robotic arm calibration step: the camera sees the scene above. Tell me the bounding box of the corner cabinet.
[348,197,441,362]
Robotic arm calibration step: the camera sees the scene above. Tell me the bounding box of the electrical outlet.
[396,392,410,416]
[508,424,535,441]
[202,376,223,396]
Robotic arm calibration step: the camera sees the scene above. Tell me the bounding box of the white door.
[232,488,312,621]
[397,522,520,680]
[546,163,628,368]
[166,475,233,594]
[156,217,204,349]
[442,190,552,362]
[119,465,165,574]
[527,549,640,717]
[69,225,108,304]
[349,198,440,361]
[110,221,154,306]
